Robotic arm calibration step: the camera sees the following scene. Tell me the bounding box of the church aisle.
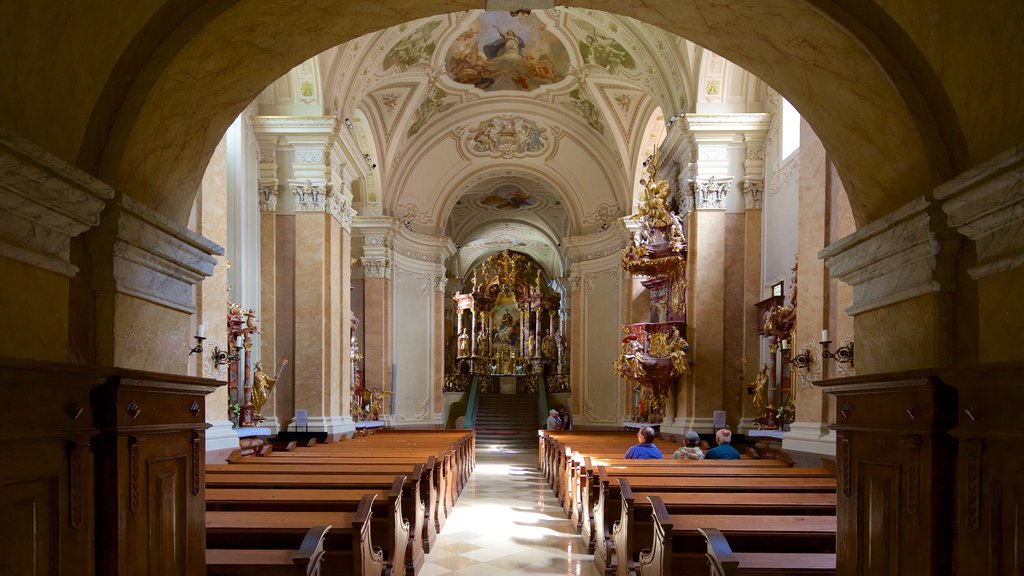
[420,450,600,575]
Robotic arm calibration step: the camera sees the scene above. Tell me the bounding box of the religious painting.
[385,20,442,69]
[467,114,547,158]
[479,185,538,210]
[575,20,635,72]
[445,12,569,92]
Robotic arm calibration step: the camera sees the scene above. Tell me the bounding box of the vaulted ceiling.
[304,8,706,276]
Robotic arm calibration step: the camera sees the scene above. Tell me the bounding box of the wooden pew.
[699,527,836,576]
[571,457,812,534]
[206,524,332,576]
[635,496,836,576]
[206,494,384,576]
[206,472,418,576]
[588,465,835,566]
[215,455,441,552]
[605,478,836,576]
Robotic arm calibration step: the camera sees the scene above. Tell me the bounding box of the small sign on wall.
[712,410,726,429]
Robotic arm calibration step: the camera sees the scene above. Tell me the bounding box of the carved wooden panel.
[818,373,957,576]
[949,368,1024,576]
[0,478,59,575]
[148,456,187,575]
[857,461,900,576]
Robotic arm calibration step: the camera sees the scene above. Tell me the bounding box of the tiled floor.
[420,448,600,575]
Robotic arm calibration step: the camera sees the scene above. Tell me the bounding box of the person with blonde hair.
[705,428,741,460]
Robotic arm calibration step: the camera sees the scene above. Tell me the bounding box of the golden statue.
[252,359,288,417]
[752,362,769,425]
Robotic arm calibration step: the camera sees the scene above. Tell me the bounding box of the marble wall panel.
[197,137,229,423]
[977,266,1024,364]
[723,213,745,431]
[293,212,327,416]
[259,212,277,420]
[393,265,433,423]
[0,256,68,362]
[795,124,827,413]
[363,277,390,391]
[580,266,624,424]
[741,209,762,428]
[275,215,296,427]
[689,210,726,427]
[109,292,191,374]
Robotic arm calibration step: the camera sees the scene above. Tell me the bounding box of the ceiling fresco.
[445,11,570,92]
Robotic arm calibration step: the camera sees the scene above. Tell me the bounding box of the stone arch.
[65,1,963,227]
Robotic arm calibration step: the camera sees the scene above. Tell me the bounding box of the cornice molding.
[934,145,1024,280]
[0,129,114,276]
[562,219,629,264]
[819,196,958,316]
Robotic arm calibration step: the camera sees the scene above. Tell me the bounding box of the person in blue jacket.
[624,426,662,459]
[705,428,742,460]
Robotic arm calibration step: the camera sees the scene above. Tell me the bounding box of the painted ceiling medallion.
[479,185,538,210]
[445,12,569,92]
[466,115,547,158]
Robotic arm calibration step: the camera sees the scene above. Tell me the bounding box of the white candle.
[198,324,205,338]
[821,329,829,342]
[781,339,789,350]
[235,335,243,347]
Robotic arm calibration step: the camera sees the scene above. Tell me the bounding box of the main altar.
[445,250,568,394]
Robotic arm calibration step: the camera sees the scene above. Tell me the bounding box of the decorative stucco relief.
[465,115,547,158]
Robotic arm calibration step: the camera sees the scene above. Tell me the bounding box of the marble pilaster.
[820,195,960,373]
[0,129,114,360]
[258,189,280,431]
[91,194,223,373]
[679,209,727,433]
[935,145,1024,363]
[291,210,353,436]
[354,216,397,404]
[195,137,234,451]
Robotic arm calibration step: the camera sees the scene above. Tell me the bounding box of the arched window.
[780,97,801,161]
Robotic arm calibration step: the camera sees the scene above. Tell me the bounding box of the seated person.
[624,426,663,459]
[546,409,562,431]
[704,428,741,460]
[672,430,704,460]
